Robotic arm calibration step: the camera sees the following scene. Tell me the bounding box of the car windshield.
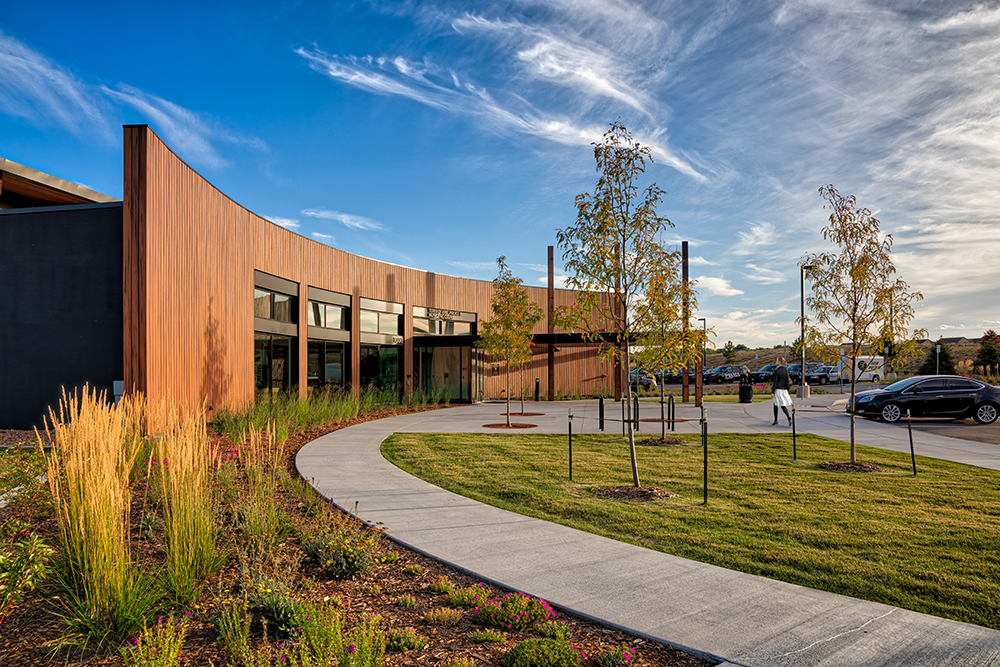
[882,377,924,392]
[711,366,728,372]
[757,364,776,371]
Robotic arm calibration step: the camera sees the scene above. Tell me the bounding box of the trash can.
[738,377,754,403]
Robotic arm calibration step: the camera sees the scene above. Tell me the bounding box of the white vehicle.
[843,355,884,383]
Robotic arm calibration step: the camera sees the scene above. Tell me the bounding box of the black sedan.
[750,364,778,383]
[848,375,1000,424]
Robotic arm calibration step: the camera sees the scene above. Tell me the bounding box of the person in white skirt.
[771,357,793,425]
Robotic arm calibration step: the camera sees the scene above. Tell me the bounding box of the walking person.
[771,357,793,426]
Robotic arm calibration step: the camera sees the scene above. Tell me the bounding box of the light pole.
[800,264,814,398]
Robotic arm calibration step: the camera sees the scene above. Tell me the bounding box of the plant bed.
[592,486,679,501]
[0,397,707,667]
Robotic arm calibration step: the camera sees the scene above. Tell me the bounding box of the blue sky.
[3,0,999,348]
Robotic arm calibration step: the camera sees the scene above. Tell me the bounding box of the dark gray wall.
[0,203,123,429]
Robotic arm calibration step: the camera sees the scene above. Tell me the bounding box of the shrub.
[446,584,489,608]
[430,575,453,593]
[299,599,345,666]
[381,551,400,563]
[593,646,638,667]
[502,639,582,667]
[387,627,428,652]
[470,628,506,643]
[425,607,463,627]
[120,614,189,666]
[470,592,555,631]
[337,614,386,667]
[300,514,382,580]
[443,659,475,667]
[0,533,53,625]
[404,565,423,576]
[245,574,303,640]
[534,620,573,640]
[214,601,251,662]
[396,595,416,607]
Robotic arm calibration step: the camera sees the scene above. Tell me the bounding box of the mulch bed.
[482,423,537,429]
[501,413,545,417]
[635,437,686,446]
[592,486,679,501]
[0,407,708,667]
[817,461,887,473]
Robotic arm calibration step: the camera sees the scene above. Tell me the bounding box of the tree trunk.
[849,376,857,463]
[520,365,525,415]
[660,379,665,441]
[624,346,640,487]
[506,361,511,427]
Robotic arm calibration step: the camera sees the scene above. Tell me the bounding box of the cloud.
[301,208,387,231]
[264,215,300,230]
[688,256,718,266]
[733,223,775,255]
[311,232,335,243]
[695,276,744,297]
[538,275,571,288]
[447,261,497,272]
[104,84,266,169]
[0,30,112,139]
[743,263,785,285]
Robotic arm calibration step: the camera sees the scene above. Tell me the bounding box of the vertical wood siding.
[122,125,612,412]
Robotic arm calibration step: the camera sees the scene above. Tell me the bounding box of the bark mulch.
[0,407,709,667]
[817,461,887,473]
[592,486,679,501]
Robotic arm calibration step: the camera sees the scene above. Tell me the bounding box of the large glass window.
[308,340,348,388]
[307,301,324,327]
[255,334,295,392]
[326,304,347,330]
[360,344,401,389]
[414,345,472,401]
[273,293,293,323]
[360,310,379,333]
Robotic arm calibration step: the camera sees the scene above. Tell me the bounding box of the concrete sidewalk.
[296,400,1000,666]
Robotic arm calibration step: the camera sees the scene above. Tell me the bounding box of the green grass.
[382,432,1000,630]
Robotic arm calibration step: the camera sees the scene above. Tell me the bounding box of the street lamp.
[800,264,814,398]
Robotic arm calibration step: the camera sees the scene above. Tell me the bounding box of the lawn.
[382,432,1000,630]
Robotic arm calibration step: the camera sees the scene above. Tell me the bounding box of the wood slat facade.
[123,125,614,413]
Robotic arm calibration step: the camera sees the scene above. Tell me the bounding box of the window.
[413,317,432,335]
[307,301,324,327]
[254,289,272,319]
[360,310,379,333]
[326,304,346,330]
[379,312,401,335]
[255,288,295,323]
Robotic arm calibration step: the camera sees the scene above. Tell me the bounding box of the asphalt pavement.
[296,397,1000,666]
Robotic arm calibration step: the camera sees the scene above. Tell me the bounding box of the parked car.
[806,365,841,385]
[630,369,658,391]
[848,375,1000,424]
[750,364,778,383]
[788,363,822,384]
[705,365,750,384]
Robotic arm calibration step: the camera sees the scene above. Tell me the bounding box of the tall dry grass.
[44,386,158,644]
[151,400,225,604]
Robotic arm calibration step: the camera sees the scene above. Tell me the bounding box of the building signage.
[427,307,462,321]
[391,335,405,345]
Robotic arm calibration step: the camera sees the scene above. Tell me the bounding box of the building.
[1,125,614,429]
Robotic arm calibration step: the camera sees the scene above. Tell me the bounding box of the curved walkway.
[296,400,1000,666]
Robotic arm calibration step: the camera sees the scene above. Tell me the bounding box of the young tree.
[476,256,544,427]
[721,341,738,364]
[981,329,1000,348]
[804,185,925,464]
[555,121,677,487]
[916,338,956,376]
[974,340,1000,378]
[632,248,704,441]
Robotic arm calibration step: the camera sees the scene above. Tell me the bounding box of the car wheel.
[872,375,880,383]
[880,402,902,423]
[820,377,827,385]
[973,402,999,425]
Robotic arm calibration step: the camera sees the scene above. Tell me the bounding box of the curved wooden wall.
[123,125,613,412]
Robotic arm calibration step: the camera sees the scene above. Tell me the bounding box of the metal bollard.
[599,395,605,431]
[634,394,640,430]
[534,378,540,402]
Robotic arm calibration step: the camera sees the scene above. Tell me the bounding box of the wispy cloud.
[312,232,335,243]
[733,223,775,255]
[301,208,387,231]
[0,30,112,139]
[447,260,496,272]
[104,84,266,169]
[743,263,785,285]
[264,215,300,230]
[688,256,718,266]
[696,276,744,297]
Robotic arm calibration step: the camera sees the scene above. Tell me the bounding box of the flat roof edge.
[0,157,119,203]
